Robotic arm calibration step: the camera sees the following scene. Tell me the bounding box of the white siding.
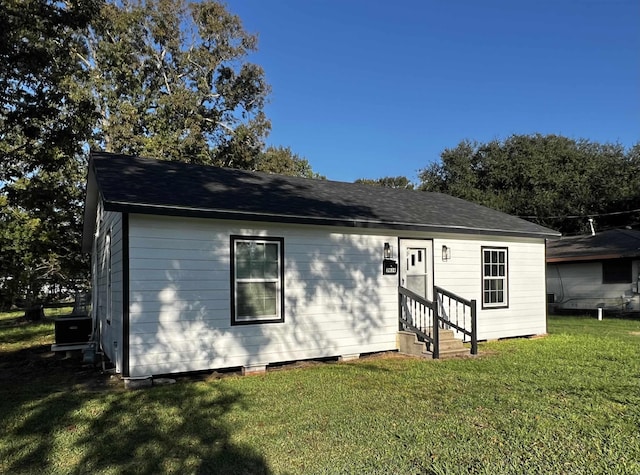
[127,215,399,377]
[547,261,640,312]
[433,235,547,340]
[93,207,124,370]
[116,214,550,376]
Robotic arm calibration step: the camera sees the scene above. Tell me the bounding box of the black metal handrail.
[398,286,439,357]
[434,285,477,355]
[398,285,478,358]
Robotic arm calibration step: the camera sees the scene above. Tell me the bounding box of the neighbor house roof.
[546,229,640,263]
[82,151,560,251]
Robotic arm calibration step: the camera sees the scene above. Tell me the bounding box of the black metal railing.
[434,286,477,356]
[398,286,439,356]
[399,285,477,358]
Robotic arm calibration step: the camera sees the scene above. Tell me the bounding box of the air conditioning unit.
[54,316,92,345]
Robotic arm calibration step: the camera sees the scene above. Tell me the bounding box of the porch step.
[432,328,471,358]
[438,347,471,358]
[396,331,431,357]
[396,329,471,359]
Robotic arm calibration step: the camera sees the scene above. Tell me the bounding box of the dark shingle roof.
[83,151,559,249]
[546,229,640,262]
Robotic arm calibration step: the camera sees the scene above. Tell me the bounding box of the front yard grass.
[0,313,639,474]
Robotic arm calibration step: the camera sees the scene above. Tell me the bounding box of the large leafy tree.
[0,0,100,309]
[354,176,414,189]
[1,0,320,308]
[419,134,640,234]
[79,0,271,169]
[257,146,325,179]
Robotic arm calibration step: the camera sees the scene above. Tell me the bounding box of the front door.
[399,239,433,301]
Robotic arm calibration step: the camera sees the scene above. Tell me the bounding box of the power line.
[518,208,640,220]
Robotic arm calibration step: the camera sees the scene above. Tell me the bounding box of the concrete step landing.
[397,329,471,359]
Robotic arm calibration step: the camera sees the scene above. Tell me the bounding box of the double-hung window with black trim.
[482,247,508,309]
[231,236,284,325]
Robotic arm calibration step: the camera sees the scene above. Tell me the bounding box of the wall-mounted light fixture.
[442,245,451,261]
[382,242,398,275]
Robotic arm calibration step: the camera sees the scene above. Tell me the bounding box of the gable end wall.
[93,206,124,370]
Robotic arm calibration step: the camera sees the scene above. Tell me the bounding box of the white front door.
[399,239,433,301]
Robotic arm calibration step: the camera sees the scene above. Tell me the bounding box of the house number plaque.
[382,259,398,275]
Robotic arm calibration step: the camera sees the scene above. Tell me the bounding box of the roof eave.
[547,253,640,263]
[102,200,560,240]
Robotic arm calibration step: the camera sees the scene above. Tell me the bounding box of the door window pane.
[406,275,427,299]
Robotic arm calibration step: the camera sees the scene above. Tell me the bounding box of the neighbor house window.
[482,247,508,308]
[231,236,284,325]
[602,259,632,284]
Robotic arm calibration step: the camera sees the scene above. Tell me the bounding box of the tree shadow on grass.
[0,343,271,474]
[71,383,270,474]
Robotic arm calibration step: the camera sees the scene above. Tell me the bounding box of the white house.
[82,151,560,379]
[546,229,640,314]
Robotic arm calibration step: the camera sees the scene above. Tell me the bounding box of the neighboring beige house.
[546,229,640,314]
[82,151,559,379]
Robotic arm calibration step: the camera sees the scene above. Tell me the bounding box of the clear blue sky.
[227,0,640,183]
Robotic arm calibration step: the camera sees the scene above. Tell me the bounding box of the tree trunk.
[23,281,44,321]
[24,304,44,321]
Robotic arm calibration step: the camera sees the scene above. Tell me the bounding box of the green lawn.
[1,313,639,474]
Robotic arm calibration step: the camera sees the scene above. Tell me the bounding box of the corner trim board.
[122,213,130,377]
